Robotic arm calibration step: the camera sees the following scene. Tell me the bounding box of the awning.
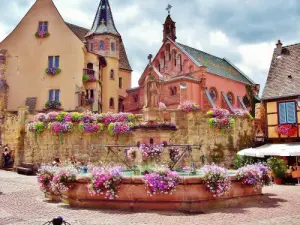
[238,142,300,157]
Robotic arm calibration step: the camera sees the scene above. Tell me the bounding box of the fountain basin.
[60,175,262,212]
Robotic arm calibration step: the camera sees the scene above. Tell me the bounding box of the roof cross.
[101,18,105,25]
[166,4,172,15]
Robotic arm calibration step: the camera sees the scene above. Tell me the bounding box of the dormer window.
[99,41,104,51]
[36,21,49,38]
[111,41,116,52]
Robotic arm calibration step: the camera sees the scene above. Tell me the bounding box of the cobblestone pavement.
[1,170,300,225]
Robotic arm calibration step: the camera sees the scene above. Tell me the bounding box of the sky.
[0,0,300,92]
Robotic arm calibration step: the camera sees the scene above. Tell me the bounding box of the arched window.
[87,63,93,70]
[178,54,182,72]
[172,50,177,66]
[110,69,115,80]
[243,95,250,107]
[109,98,114,108]
[166,44,171,60]
[111,41,116,52]
[209,88,218,102]
[99,41,104,51]
[227,92,234,105]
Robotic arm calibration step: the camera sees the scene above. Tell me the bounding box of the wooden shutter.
[43,22,48,32]
[286,102,296,123]
[55,90,60,101]
[278,103,287,124]
[237,96,247,110]
[48,56,53,68]
[55,56,59,68]
[39,22,43,32]
[49,90,54,101]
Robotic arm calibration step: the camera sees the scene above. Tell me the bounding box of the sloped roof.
[65,23,89,42]
[86,0,120,37]
[66,22,131,71]
[176,42,253,85]
[262,44,300,100]
[119,42,132,71]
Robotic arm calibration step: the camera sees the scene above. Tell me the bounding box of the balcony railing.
[83,69,96,82]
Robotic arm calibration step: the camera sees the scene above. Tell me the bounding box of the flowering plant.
[158,102,167,111]
[27,121,46,134]
[56,112,69,122]
[82,111,96,123]
[143,167,181,196]
[45,100,61,109]
[37,165,58,192]
[277,124,298,137]
[34,113,47,122]
[208,117,235,130]
[71,112,83,122]
[207,108,230,119]
[178,101,200,113]
[88,167,122,199]
[108,122,132,136]
[139,143,164,159]
[202,164,231,197]
[51,167,78,194]
[46,112,58,122]
[78,123,104,133]
[82,74,96,82]
[103,113,135,125]
[236,164,263,191]
[233,108,253,119]
[35,31,50,38]
[48,122,73,133]
[85,98,95,105]
[254,163,272,186]
[45,67,61,75]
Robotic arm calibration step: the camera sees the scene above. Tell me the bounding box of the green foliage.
[233,155,256,169]
[267,157,287,178]
[82,74,89,82]
[108,123,115,136]
[71,112,83,122]
[45,100,61,109]
[56,112,68,122]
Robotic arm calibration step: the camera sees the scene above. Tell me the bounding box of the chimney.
[276,40,282,55]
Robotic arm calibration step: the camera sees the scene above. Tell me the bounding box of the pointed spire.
[86,0,120,37]
[163,5,176,42]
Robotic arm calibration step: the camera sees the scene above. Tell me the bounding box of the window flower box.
[82,74,96,82]
[35,31,50,38]
[45,100,61,109]
[277,124,298,137]
[46,67,61,75]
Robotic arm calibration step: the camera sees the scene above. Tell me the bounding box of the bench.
[16,163,36,175]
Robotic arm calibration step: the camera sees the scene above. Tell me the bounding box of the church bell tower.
[163,4,176,42]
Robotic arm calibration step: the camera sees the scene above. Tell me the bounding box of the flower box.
[45,67,61,75]
[35,31,50,38]
[82,74,96,82]
[45,100,61,109]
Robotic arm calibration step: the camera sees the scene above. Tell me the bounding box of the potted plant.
[267,157,287,184]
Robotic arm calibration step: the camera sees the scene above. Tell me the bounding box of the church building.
[0,0,132,113]
[124,8,259,114]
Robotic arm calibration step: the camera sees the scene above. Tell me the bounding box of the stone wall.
[2,109,253,168]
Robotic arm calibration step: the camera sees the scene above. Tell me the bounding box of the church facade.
[0,0,131,113]
[124,13,259,114]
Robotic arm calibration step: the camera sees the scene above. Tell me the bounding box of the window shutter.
[48,56,53,68]
[55,56,59,68]
[278,103,287,124]
[43,22,48,32]
[286,102,296,123]
[55,90,60,101]
[49,90,54,101]
[39,22,43,32]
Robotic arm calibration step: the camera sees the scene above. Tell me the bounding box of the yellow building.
[0,0,132,113]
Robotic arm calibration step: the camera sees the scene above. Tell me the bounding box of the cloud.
[0,0,297,92]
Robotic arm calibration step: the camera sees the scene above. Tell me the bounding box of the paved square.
[1,170,300,225]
